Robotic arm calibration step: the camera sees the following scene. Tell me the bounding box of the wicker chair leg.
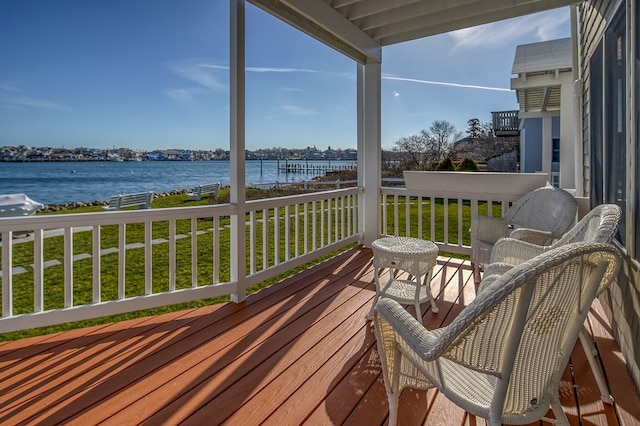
[472,263,482,284]
[366,294,379,320]
[386,391,399,426]
[579,328,614,403]
[550,397,570,425]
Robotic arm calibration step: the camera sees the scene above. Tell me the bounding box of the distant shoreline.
[2,160,357,206]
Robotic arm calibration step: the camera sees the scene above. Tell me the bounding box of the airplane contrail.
[382,76,512,92]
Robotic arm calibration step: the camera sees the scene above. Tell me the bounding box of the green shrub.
[435,157,456,171]
[456,158,479,171]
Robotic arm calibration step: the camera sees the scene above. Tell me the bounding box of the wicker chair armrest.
[476,269,505,293]
[508,228,555,245]
[489,238,546,264]
[481,263,514,278]
[375,298,443,361]
[472,215,510,244]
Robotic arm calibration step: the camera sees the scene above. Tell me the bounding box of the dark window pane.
[552,138,560,162]
[636,0,640,260]
[605,9,627,244]
[590,42,604,207]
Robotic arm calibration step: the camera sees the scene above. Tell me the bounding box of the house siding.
[579,0,640,392]
[521,118,543,172]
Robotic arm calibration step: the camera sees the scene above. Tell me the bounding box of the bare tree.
[393,133,429,168]
[426,120,461,168]
[392,120,461,170]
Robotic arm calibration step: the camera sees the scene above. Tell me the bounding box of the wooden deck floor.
[1,246,639,425]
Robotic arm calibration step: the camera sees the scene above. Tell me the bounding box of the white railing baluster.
[353,193,358,236]
[418,196,423,240]
[295,204,300,258]
[118,223,126,299]
[346,195,351,237]
[64,227,73,308]
[430,196,436,244]
[213,216,220,284]
[191,218,198,288]
[382,193,388,236]
[405,195,411,237]
[394,194,399,235]
[335,195,339,241]
[2,231,13,317]
[458,198,463,250]
[274,206,280,265]
[249,210,256,275]
[471,199,479,234]
[327,198,332,244]
[285,205,290,262]
[443,197,449,245]
[92,226,101,303]
[34,228,44,312]
[262,208,268,270]
[304,202,309,254]
[145,221,152,295]
[169,219,176,291]
[312,201,317,250]
[320,200,325,247]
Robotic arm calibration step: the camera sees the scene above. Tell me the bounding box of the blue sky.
[0,1,571,151]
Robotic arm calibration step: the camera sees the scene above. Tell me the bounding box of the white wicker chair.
[471,186,578,283]
[480,203,622,403]
[374,242,620,426]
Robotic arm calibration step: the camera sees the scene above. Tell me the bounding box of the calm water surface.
[0,160,355,205]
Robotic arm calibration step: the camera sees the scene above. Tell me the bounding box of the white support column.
[230,0,247,303]
[560,80,576,189]
[357,61,381,246]
[542,116,553,176]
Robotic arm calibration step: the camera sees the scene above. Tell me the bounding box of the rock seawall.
[39,189,190,212]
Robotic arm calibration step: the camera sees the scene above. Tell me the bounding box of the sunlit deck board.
[0,246,638,426]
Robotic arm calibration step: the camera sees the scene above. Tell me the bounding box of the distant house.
[450,136,519,164]
[486,150,518,172]
[511,37,574,188]
[449,137,487,162]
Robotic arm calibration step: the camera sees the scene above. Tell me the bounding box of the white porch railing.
[380,187,537,256]
[385,171,550,255]
[0,187,361,333]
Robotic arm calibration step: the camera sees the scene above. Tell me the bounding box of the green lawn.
[1,191,492,341]
[1,192,354,340]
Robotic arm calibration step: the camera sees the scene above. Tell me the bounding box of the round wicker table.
[367,236,439,322]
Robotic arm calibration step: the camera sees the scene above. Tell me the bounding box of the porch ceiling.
[249,0,579,63]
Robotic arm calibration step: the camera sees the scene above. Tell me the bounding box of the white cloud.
[273,104,315,116]
[383,75,511,92]
[247,66,319,74]
[0,82,20,93]
[0,83,70,111]
[166,60,325,105]
[167,60,228,92]
[279,87,306,93]
[392,90,400,97]
[449,9,570,49]
[1,95,71,111]
[164,88,208,105]
[200,64,320,74]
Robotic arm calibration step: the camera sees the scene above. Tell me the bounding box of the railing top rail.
[246,187,361,210]
[382,186,531,202]
[0,188,363,233]
[0,203,237,232]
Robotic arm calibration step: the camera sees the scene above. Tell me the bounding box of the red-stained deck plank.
[0,246,638,426]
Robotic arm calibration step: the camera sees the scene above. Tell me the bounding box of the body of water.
[0,160,356,205]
